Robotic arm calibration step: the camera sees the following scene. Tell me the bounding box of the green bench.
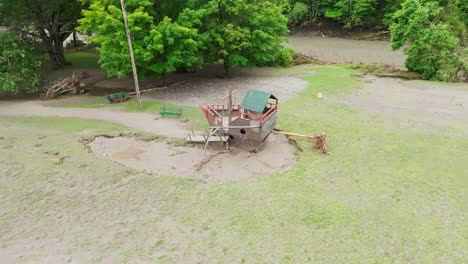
[160,106,183,116]
[104,92,130,104]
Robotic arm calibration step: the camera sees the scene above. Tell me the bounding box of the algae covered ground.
[0,66,466,263]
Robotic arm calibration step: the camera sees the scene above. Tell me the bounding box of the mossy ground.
[0,66,466,263]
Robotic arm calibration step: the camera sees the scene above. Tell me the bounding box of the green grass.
[43,51,100,70]
[2,116,125,134]
[64,52,100,69]
[1,65,466,263]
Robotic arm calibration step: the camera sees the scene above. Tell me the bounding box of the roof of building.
[240,89,277,113]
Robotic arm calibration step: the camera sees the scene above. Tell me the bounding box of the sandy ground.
[90,134,297,180]
[286,32,406,68]
[95,64,309,106]
[332,75,468,128]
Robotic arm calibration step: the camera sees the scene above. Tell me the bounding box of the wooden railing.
[260,107,277,123]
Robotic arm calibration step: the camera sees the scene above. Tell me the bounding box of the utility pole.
[120,0,142,109]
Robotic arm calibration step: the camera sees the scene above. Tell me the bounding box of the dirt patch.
[89,64,308,106]
[89,134,297,180]
[332,75,468,128]
[286,32,406,68]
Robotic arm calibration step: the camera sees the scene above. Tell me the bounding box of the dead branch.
[195,150,230,171]
[273,131,329,154]
[364,31,390,39]
[130,81,187,95]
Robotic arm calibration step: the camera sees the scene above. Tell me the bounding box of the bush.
[0,30,45,94]
[405,23,465,82]
[391,0,467,82]
[288,2,310,26]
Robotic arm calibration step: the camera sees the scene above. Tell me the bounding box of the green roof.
[240,89,277,113]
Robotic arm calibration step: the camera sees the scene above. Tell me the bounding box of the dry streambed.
[89,134,297,180]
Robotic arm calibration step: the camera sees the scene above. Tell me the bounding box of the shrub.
[0,30,45,94]
[391,0,467,82]
[288,2,311,26]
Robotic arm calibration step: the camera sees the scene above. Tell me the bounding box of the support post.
[228,87,233,123]
[120,0,142,109]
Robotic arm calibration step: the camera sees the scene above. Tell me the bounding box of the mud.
[89,134,297,180]
[286,32,406,68]
[332,75,468,128]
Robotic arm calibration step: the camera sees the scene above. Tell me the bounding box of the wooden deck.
[186,135,229,143]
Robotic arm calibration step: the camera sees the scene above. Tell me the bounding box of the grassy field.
[1,66,466,263]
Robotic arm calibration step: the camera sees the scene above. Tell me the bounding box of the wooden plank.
[209,125,260,129]
[186,136,229,143]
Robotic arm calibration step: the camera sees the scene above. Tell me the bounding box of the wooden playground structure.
[190,89,328,153]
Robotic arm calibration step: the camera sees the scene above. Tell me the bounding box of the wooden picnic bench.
[159,106,183,116]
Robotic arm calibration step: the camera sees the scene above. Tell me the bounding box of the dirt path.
[0,100,189,138]
[332,75,468,128]
[286,32,406,68]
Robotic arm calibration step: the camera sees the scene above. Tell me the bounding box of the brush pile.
[45,74,85,98]
[292,53,324,66]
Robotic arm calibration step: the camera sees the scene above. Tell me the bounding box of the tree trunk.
[38,27,70,68]
[53,36,69,67]
[73,31,78,47]
[161,73,168,86]
[223,60,231,79]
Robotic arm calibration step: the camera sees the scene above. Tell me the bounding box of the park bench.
[160,106,183,116]
[105,92,130,104]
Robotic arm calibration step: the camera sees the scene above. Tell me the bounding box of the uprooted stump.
[45,74,85,98]
[273,131,329,154]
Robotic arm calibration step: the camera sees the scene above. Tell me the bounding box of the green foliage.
[0,0,85,67]
[288,2,311,26]
[285,0,405,29]
[0,30,44,94]
[78,0,202,79]
[391,0,467,81]
[322,0,377,28]
[178,0,292,75]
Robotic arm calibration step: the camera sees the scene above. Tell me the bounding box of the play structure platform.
[195,89,278,152]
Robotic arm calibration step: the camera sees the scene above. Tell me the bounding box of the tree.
[0,0,85,68]
[78,0,203,79]
[0,30,45,94]
[178,0,293,77]
[391,0,467,81]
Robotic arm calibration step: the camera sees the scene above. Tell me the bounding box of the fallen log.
[273,131,329,154]
[364,31,390,39]
[129,81,186,95]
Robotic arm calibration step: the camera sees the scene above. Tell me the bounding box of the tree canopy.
[390,0,467,81]
[78,0,202,79]
[178,0,293,77]
[79,0,292,78]
[0,30,45,94]
[0,0,85,68]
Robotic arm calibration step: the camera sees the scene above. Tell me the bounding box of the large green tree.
[0,0,85,68]
[78,0,202,79]
[391,0,467,81]
[178,0,293,77]
[0,30,45,94]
